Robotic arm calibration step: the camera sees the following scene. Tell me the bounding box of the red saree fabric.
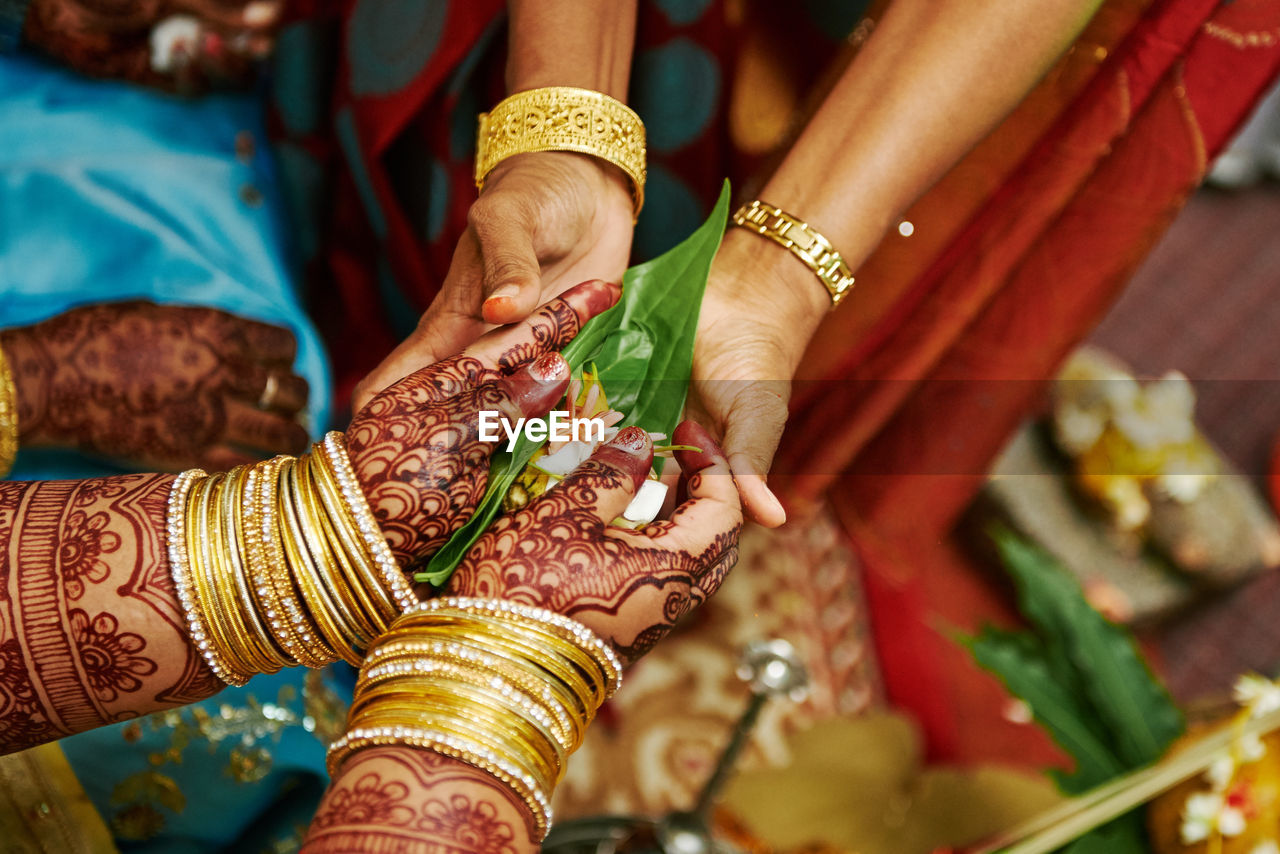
[770,0,1280,760]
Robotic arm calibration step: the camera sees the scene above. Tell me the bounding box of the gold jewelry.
[475,86,647,217]
[0,343,18,477]
[166,435,417,685]
[732,199,856,307]
[328,597,622,841]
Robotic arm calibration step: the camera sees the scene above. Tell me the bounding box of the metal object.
[543,639,809,854]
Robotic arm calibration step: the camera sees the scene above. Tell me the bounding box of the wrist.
[713,227,831,336]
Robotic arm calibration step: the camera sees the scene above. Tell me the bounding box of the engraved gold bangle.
[732,199,856,307]
[475,86,647,218]
[0,342,18,477]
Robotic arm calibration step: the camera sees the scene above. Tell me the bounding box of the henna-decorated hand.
[447,420,743,665]
[21,0,282,94]
[0,301,310,472]
[345,280,621,572]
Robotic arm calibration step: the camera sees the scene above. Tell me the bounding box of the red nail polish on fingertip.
[528,352,568,384]
[609,426,651,456]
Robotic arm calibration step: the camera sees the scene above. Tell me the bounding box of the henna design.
[447,433,742,666]
[58,510,120,600]
[305,749,532,854]
[346,288,606,570]
[311,772,416,829]
[68,609,158,703]
[1,302,306,471]
[0,473,219,755]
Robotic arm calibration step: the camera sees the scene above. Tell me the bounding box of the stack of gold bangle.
[326,597,623,840]
[167,431,416,685]
[0,343,18,477]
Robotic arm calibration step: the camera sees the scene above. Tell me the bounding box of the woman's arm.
[351,2,639,407]
[0,471,210,753]
[693,0,1106,525]
[0,281,616,755]
[505,0,635,98]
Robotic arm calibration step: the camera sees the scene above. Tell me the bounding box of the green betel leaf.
[991,529,1184,767]
[962,626,1125,794]
[416,181,732,585]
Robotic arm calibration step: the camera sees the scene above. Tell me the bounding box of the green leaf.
[991,529,1184,767]
[962,626,1125,794]
[416,181,732,585]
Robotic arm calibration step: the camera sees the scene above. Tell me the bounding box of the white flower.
[1221,805,1248,837]
[1206,754,1235,791]
[1241,732,1267,763]
[1182,792,1223,844]
[1235,674,1280,718]
[1251,841,1280,854]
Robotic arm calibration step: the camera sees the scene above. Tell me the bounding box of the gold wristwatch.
[732,200,856,307]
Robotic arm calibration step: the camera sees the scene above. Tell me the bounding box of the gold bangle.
[256,456,336,668]
[732,199,856,307]
[167,469,247,686]
[475,86,646,218]
[0,343,18,477]
[318,432,415,612]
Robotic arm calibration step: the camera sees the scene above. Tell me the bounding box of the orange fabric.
[772,0,1280,761]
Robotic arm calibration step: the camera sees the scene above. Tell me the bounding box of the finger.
[223,400,309,455]
[468,194,543,325]
[718,382,789,527]
[235,317,298,365]
[653,421,743,555]
[544,427,653,525]
[465,279,620,373]
[441,352,572,446]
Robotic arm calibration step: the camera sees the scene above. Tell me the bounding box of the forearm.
[0,473,220,754]
[505,0,636,99]
[754,0,1104,324]
[303,748,538,854]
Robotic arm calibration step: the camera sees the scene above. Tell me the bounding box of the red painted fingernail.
[672,421,724,472]
[609,426,651,456]
[529,352,567,384]
[597,427,652,491]
[503,353,570,417]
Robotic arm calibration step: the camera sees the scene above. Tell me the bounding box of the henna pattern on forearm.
[447,460,741,664]
[0,473,219,754]
[304,748,536,854]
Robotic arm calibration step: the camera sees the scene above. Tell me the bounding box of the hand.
[686,229,831,527]
[346,280,620,570]
[352,151,634,410]
[22,0,282,94]
[446,420,742,665]
[1,301,310,471]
